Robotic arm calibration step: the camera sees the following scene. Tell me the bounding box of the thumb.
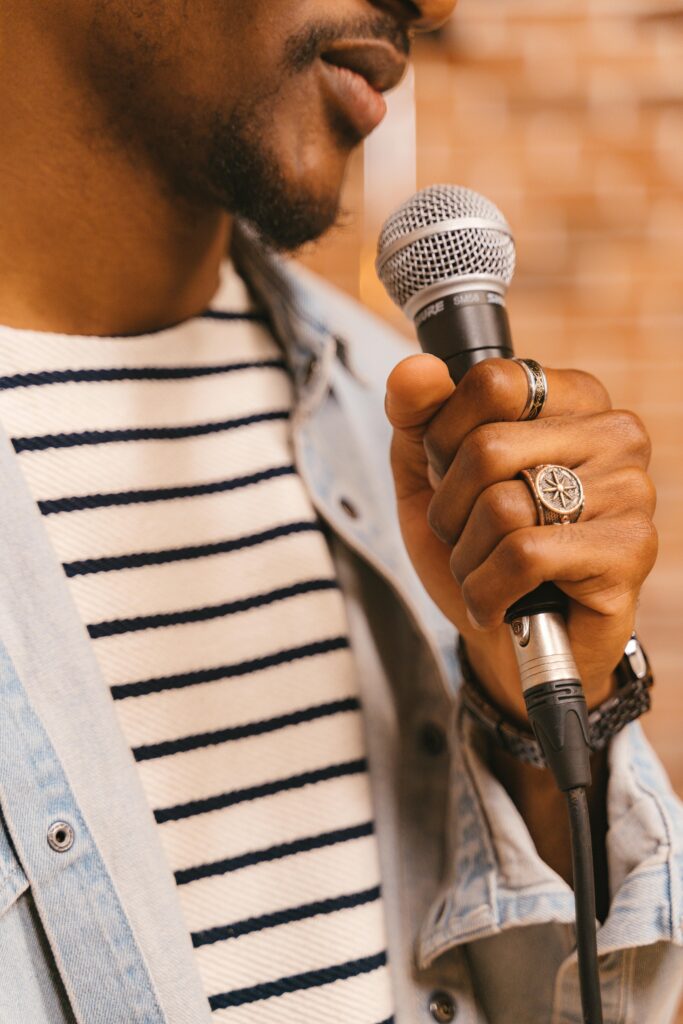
[385,353,455,501]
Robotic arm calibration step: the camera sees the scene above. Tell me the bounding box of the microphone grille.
[376,184,516,314]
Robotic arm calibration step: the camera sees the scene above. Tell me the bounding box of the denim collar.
[232,224,341,417]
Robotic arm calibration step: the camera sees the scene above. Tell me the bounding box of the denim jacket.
[0,229,680,1024]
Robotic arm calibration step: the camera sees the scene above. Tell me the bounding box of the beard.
[202,106,347,253]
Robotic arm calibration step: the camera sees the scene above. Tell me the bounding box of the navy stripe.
[63,520,320,577]
[154,758,367,824]
[133,697,360,762]
[12,409,288,453]
[0,359,285,391]
[88,578,338,639]
[208,951,387,1010]
[38,464,296,516]
[376,1018,395,1023]
[200,309,266,322]
[192,885,381,948]
[175,821,374,886]
[111,635,349,700]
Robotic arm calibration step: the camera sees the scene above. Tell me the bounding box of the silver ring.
[514,358,548,421]
[519,464,585,526]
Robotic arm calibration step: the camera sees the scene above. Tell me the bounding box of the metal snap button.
[47,821,74,853]
[429,990,456,1022]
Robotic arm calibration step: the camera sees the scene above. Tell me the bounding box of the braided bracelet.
[458,633,653,769]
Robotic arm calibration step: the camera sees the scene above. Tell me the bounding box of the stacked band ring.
[514,358,548,421]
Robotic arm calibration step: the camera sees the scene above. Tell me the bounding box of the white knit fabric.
[0,263,393,1023]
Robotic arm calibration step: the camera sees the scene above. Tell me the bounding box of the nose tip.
[411,0,458,32]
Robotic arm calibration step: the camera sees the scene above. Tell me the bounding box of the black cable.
[566,787,604,1024]
[518,674,604,1022]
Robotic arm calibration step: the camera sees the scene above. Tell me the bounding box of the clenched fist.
[385,354,657,723]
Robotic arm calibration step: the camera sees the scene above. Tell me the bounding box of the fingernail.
[466,608,483,631]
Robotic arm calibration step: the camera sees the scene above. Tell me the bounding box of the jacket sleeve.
[416,702,683,1023]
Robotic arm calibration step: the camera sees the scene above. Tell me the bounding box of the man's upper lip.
[320,39,407,94]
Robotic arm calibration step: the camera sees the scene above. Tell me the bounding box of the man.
[0,2,680,1022]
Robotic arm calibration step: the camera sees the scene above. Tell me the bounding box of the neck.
[0,14,231,337]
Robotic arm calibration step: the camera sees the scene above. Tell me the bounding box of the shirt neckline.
[0,259,250,344]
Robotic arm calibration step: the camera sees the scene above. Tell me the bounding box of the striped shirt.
[0,262,393,1023]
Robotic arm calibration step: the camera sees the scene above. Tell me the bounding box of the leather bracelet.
[458,633,653,769]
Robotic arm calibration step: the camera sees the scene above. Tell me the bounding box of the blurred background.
[300,1,682,1011]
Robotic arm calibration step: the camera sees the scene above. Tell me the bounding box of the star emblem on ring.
[519,464,585,526]
[537,466,583,516]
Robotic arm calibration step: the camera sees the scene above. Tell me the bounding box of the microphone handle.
[416,294,591,791]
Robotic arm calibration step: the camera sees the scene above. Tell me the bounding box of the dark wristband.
[458,633,653,769]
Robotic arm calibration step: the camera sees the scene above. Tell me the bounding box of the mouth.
[318,39,408,139]
[321,39,408,94]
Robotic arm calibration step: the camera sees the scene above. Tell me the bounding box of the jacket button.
[47,821,74,852]
[429,991,456,1022]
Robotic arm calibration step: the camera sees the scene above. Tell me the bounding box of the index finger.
[424,358,612,479]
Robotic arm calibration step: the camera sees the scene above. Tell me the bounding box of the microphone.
[376,184,605,1024]
[375,184,591,794]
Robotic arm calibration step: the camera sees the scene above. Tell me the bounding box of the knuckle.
[609,410,652,459]
[478,484,521,535]
[623,467,657,514]
[629,514,659,560]
[593,587,635,620]
[642,474,657,515]
[646,524,659,568]
[460,359,511,410]
[502,530,539,579]
[461,578,497,629]
[460,423,504,479]
[604,516,658,584]
[423,427,450,478]
[449,545,466,585]
[573,370,612,410]
[427,492,449,544]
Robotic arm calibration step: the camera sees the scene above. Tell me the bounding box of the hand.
[385,354,657,722]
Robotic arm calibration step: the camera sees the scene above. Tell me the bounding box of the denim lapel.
[0,427,211,1023]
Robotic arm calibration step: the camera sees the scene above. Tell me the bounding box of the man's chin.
[245,195,340,252]
[209,119,348,251]
[225,159,343,253]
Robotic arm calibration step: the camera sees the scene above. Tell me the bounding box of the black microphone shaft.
[415,290,513,382]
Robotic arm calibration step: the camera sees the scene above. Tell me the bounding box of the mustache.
[283,15,411,74]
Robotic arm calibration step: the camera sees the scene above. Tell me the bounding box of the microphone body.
[414,289,512,381]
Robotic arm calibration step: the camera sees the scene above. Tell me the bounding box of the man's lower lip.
[318,60,387,138]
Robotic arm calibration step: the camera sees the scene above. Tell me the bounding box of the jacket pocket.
[0,813,76,1024]
[0,810,29,915]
